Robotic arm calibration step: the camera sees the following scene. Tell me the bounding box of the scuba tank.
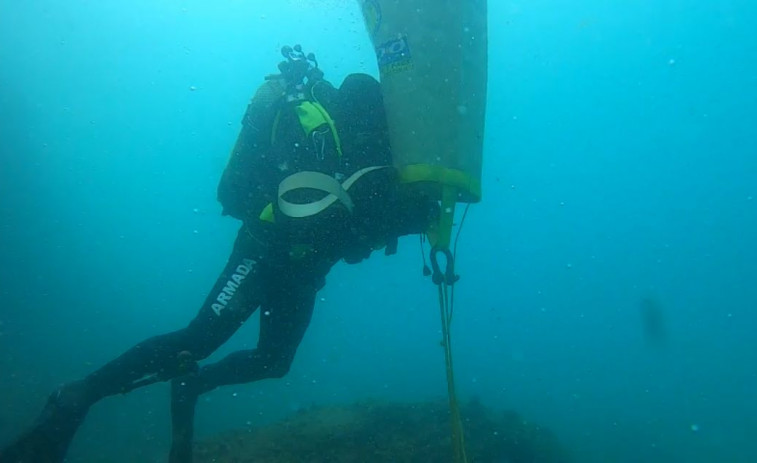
[217,45,338,223]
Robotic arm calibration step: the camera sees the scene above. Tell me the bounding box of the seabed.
[194,400,571,463]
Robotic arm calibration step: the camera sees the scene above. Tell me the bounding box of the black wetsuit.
[0,74,437,463]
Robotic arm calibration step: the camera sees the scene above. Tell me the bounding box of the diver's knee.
[178,326,221,361]
[266,362,291,379]
[263,355,294,379]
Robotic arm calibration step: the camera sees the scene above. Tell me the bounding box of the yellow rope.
[429,196,472,462]
[438,283,469,463]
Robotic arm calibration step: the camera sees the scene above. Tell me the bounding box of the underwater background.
[1,1,755,461]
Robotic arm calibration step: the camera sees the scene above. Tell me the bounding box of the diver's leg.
[85,228,269,397]
[169,266,323,463]
[0,226,269,463]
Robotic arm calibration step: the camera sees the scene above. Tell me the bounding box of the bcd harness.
[257,90,389,223]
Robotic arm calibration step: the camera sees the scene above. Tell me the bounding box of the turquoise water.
[1,1,755,461]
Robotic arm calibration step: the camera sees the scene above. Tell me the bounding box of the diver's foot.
[0,380,94,463]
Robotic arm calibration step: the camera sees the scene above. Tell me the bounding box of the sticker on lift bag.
[376,35,413,76]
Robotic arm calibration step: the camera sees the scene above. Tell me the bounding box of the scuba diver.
[0,45,438,463]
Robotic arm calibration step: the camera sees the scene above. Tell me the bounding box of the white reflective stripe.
[278,171,353,218]
[342,165,387,189]
[277,166,389,218]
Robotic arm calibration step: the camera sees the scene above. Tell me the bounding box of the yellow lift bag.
[360,0,488,249]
